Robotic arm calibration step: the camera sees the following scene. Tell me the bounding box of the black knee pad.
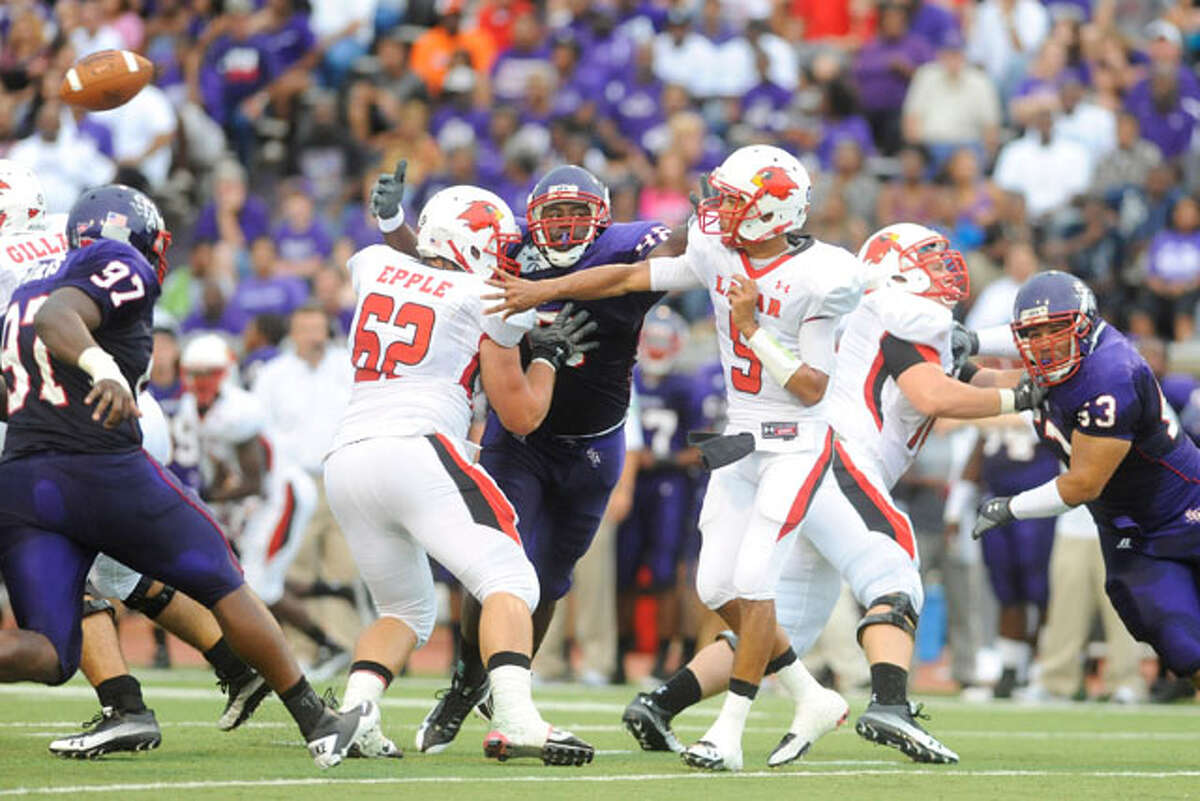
[123,577,176,619]
[856,592,919,645]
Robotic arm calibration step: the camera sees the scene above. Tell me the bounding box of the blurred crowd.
[4,0,1200,700]
[4,0,1200,343]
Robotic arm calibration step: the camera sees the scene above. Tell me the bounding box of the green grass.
[0,669,1197,800]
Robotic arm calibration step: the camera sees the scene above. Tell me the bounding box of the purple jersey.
[2,240,159,459]
[633,368,700,464]
[147,378,203,492]
[510,220,671,436]
[1033,324,1200,539]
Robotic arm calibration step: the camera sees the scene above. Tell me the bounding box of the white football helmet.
[0,160,47,235]
[416,185,522,276]
[698,144,811,247]
[858,223,969,305]
[638,305,689,377]
[180,333,237,412]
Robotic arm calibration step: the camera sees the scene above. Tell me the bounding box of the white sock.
[341,669,387,712]
[705,691,752,748]
[776,660,822,703]
[997,637,1032,677]
[489,664,542,729]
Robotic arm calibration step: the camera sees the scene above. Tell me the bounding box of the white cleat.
[347,716,403,759]
[767,686,850,767]
[306,701,379,769]
[681,739,743,772]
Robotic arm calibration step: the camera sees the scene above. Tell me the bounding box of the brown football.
[59,49,154,111]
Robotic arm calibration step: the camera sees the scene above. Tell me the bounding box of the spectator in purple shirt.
[549,33,604,123]
[490,10,551,103]
[904,0,959,51]
[193,159,272,278]
[603,39,665,153]
[1133,194,1200,341]
[272,182,334,278]
[229,237,310,322]
[741,48,793,134]
[853,1,933,154]
[1124,20,1200,161]
[259,0,316,71]
[816,77,876,170]
[198,0,279,162]
[182,245,249,337]
[313,265,357,337]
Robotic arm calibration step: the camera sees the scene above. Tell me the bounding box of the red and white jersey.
[331,245,535,453]
[650,222,864,452]
[826,287,954,488]
[191,383,274,480]
[0,215,69,309]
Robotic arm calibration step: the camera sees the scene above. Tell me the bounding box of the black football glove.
[528,302,600,371]
[972,496,1015,540]
[950,322,979,377]
[1012,373,1047,412]
[370,159,407,221]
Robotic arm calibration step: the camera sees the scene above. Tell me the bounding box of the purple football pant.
[0,450,244,682]
[980,517,1055,607]
[616,472,690,591]
[480,419,624,602]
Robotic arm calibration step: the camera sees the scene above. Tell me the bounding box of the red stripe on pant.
[776,428,835,541]
[266,483,296,559]
[833,441,915,558]
[434,433,521,545]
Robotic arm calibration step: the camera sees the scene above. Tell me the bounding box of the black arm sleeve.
[880,333,936,379]
[957,360,980,384]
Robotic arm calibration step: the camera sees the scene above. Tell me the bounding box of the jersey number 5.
[1,296,67,414]
[728,311,762,394]
[352,292,435,382]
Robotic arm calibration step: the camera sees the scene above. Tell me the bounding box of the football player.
[617,306,704,680]
[327,185,597,765]
[179,334,351,676]
[973,270,1200,695]
[408,164,676,754]
[485,145,866,771]
[0,183,377,768]
[0,165,270,757]
[619,223,1043,765]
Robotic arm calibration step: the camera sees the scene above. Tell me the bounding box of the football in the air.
[59,49,154,111]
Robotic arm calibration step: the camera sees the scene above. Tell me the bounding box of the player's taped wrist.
[78,346,130,391]
[529,357,559,372]
[746,328,802,388]
[943,478,980,524]
[998,388,1016,414]
[1009,479,1072,519]
[377,207,405,233]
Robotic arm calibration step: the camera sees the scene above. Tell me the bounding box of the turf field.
[0,670,1196,801]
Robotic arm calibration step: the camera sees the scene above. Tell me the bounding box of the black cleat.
[483,726,594,766]
[622,693,683,753]
[416,668,489,754]
[306,701,379,769]
[218,670,271,731]
[992,667,1018,700]
[855,698,958,764]
[49,707,161,759]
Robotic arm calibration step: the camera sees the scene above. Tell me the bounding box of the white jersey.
[0,215,69,309]
[330,245,535,453]
[650,222,864,452]
[826,287,954,488]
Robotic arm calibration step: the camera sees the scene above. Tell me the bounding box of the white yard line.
[4,769,1200,796]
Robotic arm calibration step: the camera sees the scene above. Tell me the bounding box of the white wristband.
[530,357,559,372]
[998,388,1016,415]
[746,328,802,388]
[1010,479,1072,519]
[377,208,405,233]
[78,346,130,391]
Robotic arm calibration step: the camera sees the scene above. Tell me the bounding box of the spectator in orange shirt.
[410,0,498,95]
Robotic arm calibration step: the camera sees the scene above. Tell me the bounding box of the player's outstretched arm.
[480,304,599,434]
[974,429,1130,539]
[372,160,420,258]
[34,287,140,428]
[897,363,1041,419]
[483,262,653,317]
